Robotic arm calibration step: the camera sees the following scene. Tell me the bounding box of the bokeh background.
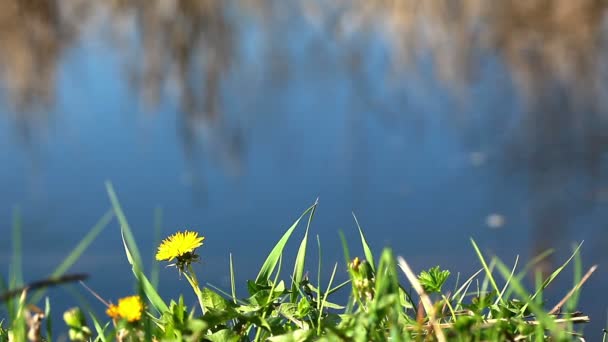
[0,0,607,337]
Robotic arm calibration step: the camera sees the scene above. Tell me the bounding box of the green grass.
[0,185,599,341]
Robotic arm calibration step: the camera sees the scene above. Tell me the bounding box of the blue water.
[1,2,607,337]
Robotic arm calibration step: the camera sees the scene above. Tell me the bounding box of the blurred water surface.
[1,0,608,336]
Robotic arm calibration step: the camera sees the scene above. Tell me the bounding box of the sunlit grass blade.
[353,213,375,273]
[10,207,23,288]
[255,201,317,284]
[518,248,554,277]
[120,228,168,313]
[494,255,518,306]
[44,297,52,342]
[31,210,113,304]
[522,242,583,311]
[205,283,247,306]
[106,181,143,271]
[316,235,322,315]
[11,290,27,340]
[290,200,317,303]
[494,259,561,336]
[107,182,167,313]
[470,239,501,304]
[317,262,338,335]
[8,207,23,320]
[522,241,584,313]
[89,313,109,342]
[339,231,351,269]
[229,253,237,304]
[567,245,582,313]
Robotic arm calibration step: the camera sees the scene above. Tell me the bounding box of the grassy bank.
[0,183,598,341]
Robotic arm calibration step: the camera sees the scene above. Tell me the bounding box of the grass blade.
[255,201,317,284]
[494,260,561,336]
[317,262,338,335]
[494,255,518,306]
[120,228,168,313]
[31,210,113,304]
[353,213,375,272]
[8,207,23,319]
[290,201,317,303]
[44,297,52,342]
[106,182,143,271]
[89,313,109,342]
[106,182,167,313]
[470,239,501,303]
[523,241,584,314]
[229,253,237,304]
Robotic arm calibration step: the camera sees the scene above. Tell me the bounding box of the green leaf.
[229,253,237,304]
[201,288,233,311]
[523,241,584,314]
[418,266,450,294]
[106,182,143,270]
[268,330,313,342]
[206,329,240,342]
[291,200,317,303]
[89,313,109,342]
[44,297,52,342]
[107,182,168,313]
[353,213,375,273]
[120,227,168,313]
[256,202,317,284]
[471,239,502,303]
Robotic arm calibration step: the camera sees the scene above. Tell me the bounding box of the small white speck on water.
[470,151,486,166]
[486,213,505,229]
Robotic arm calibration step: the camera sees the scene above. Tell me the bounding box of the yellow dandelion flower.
[106,295,144,323]
[106,304,120,319]
[155,231,204,261]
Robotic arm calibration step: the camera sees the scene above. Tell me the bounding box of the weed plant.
[0,183,597,341]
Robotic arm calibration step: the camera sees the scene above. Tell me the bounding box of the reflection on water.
[1,0,607,333]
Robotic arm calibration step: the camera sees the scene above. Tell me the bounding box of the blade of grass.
[353,213,375,272]
[31,210,113,304]
[470,239,502,304]
[205,283,247,306]
[10,206,23,288]
[317,262,338,335]
[255,201,317,284]
[9,207,23,319]
[89,313,109,342]
[494,260,561,335]
[291,200,317,303]
[12,289,27,340]
[522,241,584,313]
[339,231,351,269]
[316,235,322,315]
[107,182,167,313]
[120,229,168,313]
[229,253,237,304]
[548,265,597,315]
[44,297,52,342]
[397,256,446,342]
[494,255,518,306]
[338,231,356,314]
[568,244,583,313]
[106,182,143,270]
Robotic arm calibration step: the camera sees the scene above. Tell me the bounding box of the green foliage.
[418,266,450,294]
[0,197,596,341]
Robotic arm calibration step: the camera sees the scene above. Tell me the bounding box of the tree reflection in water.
[1,0,607,270]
